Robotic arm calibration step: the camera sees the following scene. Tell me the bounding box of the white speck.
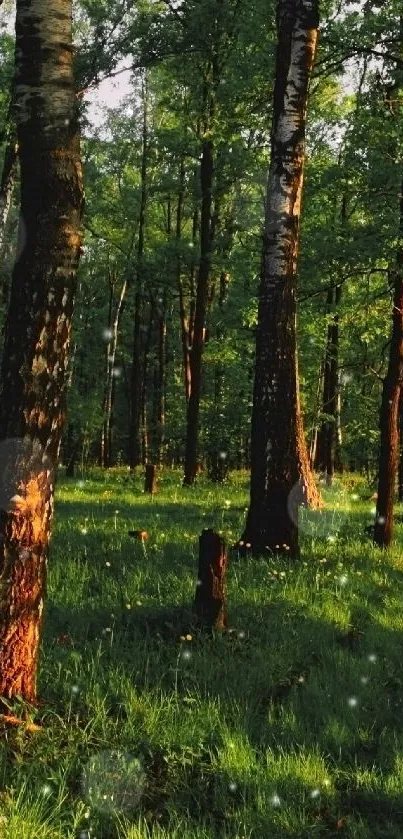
[368,653,377,663]
[181,650,192,661]
[376,516,385,525]
[136,600,142,606]
[196,579,203,587]
[103,328,113,342]
[105,561,111,567]
[224,500,231,507]
[360,676,369,685]
[81,528,88,535]
[351,494,359,501]
[310,788,321,799]
[218,451,227,460]
[77,480,85,488]
[238,631,245,639]
[270,793,281,807]
[126,603,132,609]
[327,535,336,543]
[112,367,122,379]
[347,696,358,707]
[371,507,376,516]
[338,574,348,586]
[71,685,79,695]
[228,781,237,793]
[41,784,52,796]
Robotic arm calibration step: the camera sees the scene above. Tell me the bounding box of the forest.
[1,0,403,836]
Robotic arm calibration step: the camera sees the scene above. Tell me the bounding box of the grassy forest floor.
[1,470,403,838]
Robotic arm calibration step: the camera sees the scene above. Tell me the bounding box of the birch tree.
[241,0,321,559]
[0,0,83,702]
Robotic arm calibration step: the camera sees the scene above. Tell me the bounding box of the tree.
[0,0,83,701]
[373,185,403,547]
[241,0,321,560]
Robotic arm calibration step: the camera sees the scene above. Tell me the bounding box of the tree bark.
[0,0,83,702]
[374,254,403,547]
[0,128,18,264]
[240,0,321,559]
[129,73,148,470]
[399,390,403,502]
[144,463,157,495]
[193,529,227,630]
[315,283,342,485]
[183,139,214,485]
[100,269,128,468]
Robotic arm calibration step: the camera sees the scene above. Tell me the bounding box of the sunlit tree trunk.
[241,0,321,559]
[0,0,83,702]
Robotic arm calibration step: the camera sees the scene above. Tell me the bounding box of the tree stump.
[193,529,228,630]
[144,464,157,494]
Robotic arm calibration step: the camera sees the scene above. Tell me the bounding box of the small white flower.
[270,793,281,807]
[228,781,237,793]
[360,676,369,685]
[368,653,377,663]
[105,561,111,567]
[71,685,79,695]
[81,527,88,535]
[347,696,358,708]
[310,788,321,799]
[41,784,52,797]
[338,574,348,586]
[181,649,192,661]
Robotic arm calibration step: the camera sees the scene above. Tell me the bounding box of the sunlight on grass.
[2,469,403,838]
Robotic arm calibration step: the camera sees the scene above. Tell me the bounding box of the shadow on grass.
[39,588,403,837]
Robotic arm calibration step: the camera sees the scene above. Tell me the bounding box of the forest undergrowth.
[1,469,403,839]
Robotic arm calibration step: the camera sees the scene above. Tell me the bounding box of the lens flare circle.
[82,749,145,815]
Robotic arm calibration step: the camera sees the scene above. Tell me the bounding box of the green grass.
[1,469,403,838]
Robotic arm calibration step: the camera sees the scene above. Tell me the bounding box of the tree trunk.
[100,273,128,468]
[144,463,157,495]
[193,529,227,630]
[152,295,167,465]
[183,139,214,485]
[315,283,342,485]
[374,255,403,547]
[209,270,230,482]
[0,128,18,264]
[240,0,321,559]
[0,0,83,702]
[399,391,403,502]
[141,301,154,465]
[129,73,148,470]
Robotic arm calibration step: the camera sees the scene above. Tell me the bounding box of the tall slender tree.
[0,0,83,701]
[373,188,403,547]
[241,0,321,559]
